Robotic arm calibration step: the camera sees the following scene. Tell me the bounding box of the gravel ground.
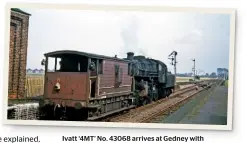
[108,86,197,123]
[158,82,228,125]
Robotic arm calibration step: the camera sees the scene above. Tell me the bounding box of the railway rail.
[139,83,218,123]
[152,80,225,124]
[102,80,218,123]
[100,84,197,122]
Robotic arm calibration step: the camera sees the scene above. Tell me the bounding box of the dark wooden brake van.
[39,50,134,121]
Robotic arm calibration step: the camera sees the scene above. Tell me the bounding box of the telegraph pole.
[168,51,178,84]
[191,58,196,81]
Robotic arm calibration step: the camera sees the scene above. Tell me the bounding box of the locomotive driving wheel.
[153,93,159,101]
[141,97,148,106]
[167,89,172,97]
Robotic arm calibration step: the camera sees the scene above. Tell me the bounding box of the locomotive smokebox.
[127,52,134,60]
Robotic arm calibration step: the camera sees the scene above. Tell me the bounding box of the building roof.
[44,50,129,62]
[11,8,31,16]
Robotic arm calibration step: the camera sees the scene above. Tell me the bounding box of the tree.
[195,75,200,80]
[210,72,217,77]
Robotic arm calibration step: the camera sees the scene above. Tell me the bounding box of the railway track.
[101,84,198,122]
[139,85,216,123]
[152,81,223,124]
[103,81,218,123]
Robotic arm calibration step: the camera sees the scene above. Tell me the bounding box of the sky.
[21,8,230,74]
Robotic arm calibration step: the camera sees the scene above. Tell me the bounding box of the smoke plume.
[120,16,147,57]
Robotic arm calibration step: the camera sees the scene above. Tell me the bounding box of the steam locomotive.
[39,50,176,121]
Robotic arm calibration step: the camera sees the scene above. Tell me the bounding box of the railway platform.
[159,81,228,125]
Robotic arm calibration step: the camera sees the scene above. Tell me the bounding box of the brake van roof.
[44,50,130,62]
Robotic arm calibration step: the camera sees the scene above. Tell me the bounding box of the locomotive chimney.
[127,52,134,60]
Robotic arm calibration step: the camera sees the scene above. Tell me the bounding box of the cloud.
[174,29,203,45]
[23,9,230,74]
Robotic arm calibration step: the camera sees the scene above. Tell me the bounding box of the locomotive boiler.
[124,52,175,106]
[38,50,175,121]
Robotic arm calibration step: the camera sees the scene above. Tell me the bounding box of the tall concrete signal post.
[168,51,178,84]
[191,58,196,81]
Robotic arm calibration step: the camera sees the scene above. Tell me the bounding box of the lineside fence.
[25,74,44,98]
